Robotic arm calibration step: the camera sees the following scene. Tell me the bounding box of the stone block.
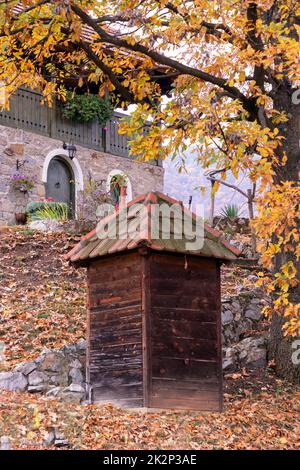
[222,310,233,325]
[16,361,36,376]
[39,352,63,372]
[28,370,47,386]
[0,371,27,391]
[9,143,24,156]
[69,368,83,384]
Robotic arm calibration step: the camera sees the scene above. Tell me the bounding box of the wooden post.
[247,188,257,256]
[103,121,111,153]
[209,180,216,226]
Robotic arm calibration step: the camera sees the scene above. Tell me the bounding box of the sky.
[162,150,252,218]
[117,108,253,218]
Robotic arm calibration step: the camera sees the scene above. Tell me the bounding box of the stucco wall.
[0,125,164,224]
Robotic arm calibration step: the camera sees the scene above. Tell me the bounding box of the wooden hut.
[66,192,239,411]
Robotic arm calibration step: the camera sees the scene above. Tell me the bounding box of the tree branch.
[70,3,254,114]
[75,40,134,103]
[206,175,251,200]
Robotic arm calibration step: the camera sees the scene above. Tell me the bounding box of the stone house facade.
[0,89,164,225]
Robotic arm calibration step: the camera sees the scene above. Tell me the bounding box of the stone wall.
[0,125,164,224]
[0,341,87,403]
[213,216,251,235]
[222,285,270,371]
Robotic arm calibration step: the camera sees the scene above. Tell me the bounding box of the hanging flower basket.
[61,92,113,126]
[9,172,37,193]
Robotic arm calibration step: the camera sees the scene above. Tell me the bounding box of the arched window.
[106,170,132,206]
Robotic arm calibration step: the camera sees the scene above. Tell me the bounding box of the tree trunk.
[269,314,300,383]
[269,86,300,383]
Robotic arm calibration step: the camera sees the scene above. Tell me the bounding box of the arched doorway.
[45,157,75,216]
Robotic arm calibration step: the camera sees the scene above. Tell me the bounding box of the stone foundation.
[0,125,164,224]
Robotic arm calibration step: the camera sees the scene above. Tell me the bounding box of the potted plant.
[9,172,37,193]
[110,174,128,207]
[15,212,27,225]
[10,172,37,225]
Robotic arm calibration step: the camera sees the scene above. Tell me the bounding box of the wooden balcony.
[0,88,161,166]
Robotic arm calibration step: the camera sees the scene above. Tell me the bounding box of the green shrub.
[34,203,69,222]
[220,203,240,218]
[26,201,69,221]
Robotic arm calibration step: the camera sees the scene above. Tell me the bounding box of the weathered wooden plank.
[151,387,220,401]
[89,346,142,360]
[150,396,220,411]
[90,358,142,371]
[150,278,216,294]
[152,377,219,392]
[90,331,142,347]
[151,252,216,269]
[88,256,141,278]
[91,384,143,400]
[90,318,141,334]
[151,306,217,323]
[89,297,141,311]
[151,293,217,310]
[90,369,142,380]
[152,318,217,340]
[90,321,140,334]
[90,335,141,346]
[152,356,218,380]
[91,322,142,335]
[89,275,141,294]
[90,304,141,316]
[152,337,218,360]
[91,307,141,317]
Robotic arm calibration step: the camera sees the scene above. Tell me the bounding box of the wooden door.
[46,157,74,214]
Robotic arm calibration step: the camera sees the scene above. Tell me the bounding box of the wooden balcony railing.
[0,88,161,166]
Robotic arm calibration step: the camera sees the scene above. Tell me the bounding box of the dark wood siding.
[87,252,143,407]
[148,253,222,411]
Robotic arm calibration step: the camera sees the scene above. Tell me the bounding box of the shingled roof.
[65,192,240,265]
